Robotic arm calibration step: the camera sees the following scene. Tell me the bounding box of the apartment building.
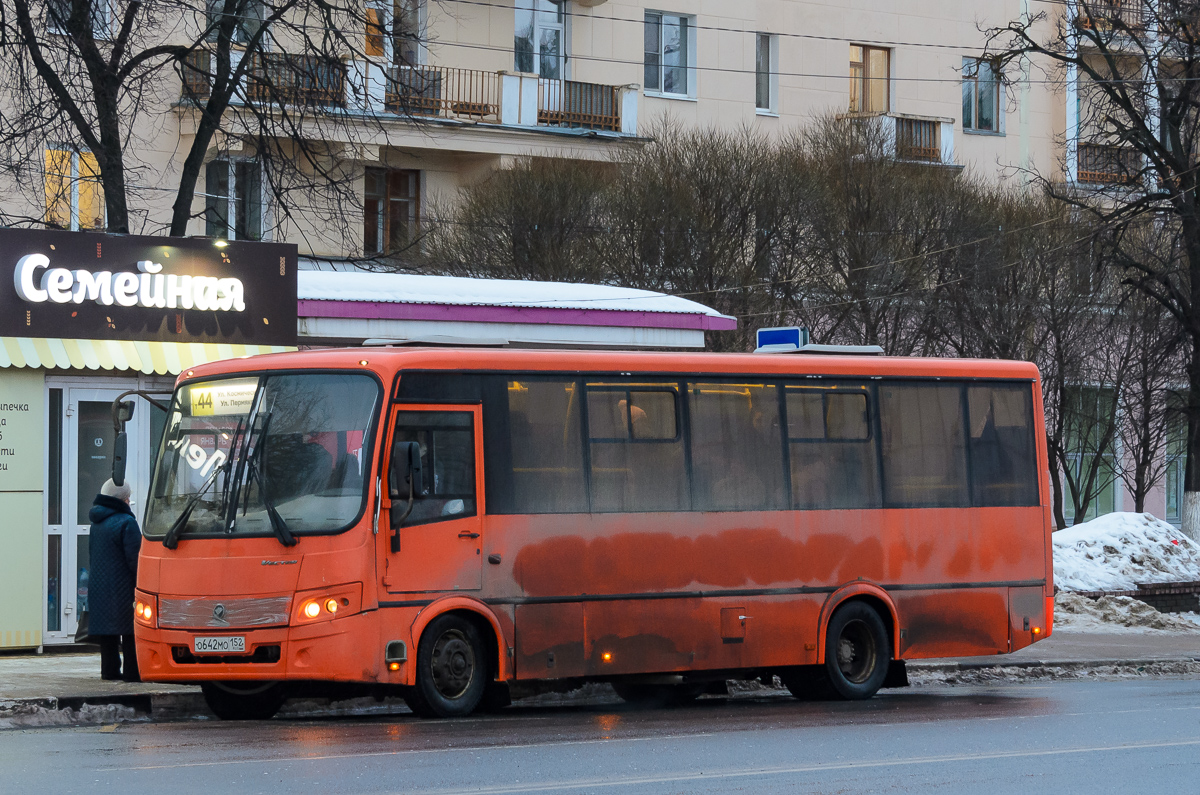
[14,0,1082,262]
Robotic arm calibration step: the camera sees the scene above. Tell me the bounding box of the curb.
[4,657,1200,724]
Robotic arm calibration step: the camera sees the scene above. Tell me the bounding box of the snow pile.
[1054,592,1200,632]
[1053,512,1200,592]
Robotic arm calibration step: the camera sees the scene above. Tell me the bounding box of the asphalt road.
[5,678,1200,794]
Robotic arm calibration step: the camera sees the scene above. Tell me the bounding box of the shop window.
[505,379,588,513]
[879,383,969,507]
[786,384,881,509]
[364,168,420,255]
[849,44,889,113]
[586,384,688,512]
[645,12,692,96]
[689,382,787,511]
[963,57,1001,133]
[205,159,263,240]
[756,33,777,113]
[44,149,104,231]
[515,0,564,79]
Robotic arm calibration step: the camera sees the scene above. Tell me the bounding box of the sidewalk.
[2,630,1198,724]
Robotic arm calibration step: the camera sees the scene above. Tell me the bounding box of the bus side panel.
[1009,585,1047,652]
[894,588,1010,658]
[515,603,586,679]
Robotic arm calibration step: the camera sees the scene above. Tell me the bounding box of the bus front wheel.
[200,681,287,720]
[405,614,489,718]
[823,602,890,700]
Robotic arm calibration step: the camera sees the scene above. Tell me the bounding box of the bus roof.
[179,347,1040,384]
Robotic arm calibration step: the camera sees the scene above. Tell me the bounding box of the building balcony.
[181,52,639,137]
[1074,0,1148,33]
[1076,142,1142,184]
[840,112,956,166]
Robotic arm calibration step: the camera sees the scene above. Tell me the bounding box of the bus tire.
[612,682,704,708]
[780,666,835,701]
[823,601,890,700]
[405,614,488,719]
[200,681,287,720]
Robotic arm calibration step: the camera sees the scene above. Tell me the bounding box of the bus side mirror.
[112,432,128,487]
[111,399,135,487]
[391,441,426,498]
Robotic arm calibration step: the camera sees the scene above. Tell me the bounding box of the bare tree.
[988,0,1200,537]
[0,0,431,246]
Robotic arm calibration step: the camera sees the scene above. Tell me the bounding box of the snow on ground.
[1054,592,1200,633]
[1053,512,1200,592]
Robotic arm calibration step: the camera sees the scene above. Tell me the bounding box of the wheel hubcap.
[836,619,877,685]
[430,629,475,699]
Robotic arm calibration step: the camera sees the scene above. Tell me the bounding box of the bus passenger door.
[382,405,484,594]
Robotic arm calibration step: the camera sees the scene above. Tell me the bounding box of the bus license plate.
[193,636,246,654]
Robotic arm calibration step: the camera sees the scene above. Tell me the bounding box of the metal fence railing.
[245,52,346,108]
[895,117,941,162]
[1075,0,1147,31]
[385,65,500,122]
[1078,143,1142,183]
[537,78,621,132]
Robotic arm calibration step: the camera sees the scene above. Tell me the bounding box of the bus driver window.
[389,411,477,526]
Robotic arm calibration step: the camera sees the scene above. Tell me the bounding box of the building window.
[204,0,262,44]
[205,160,263,240]
[849,44,889,113]
[44,149,104,231]
[47,0,108,38]
[645,12,691,96]
[364,168,420,255]
[1063,385,1118,524]
[963,57,1000,133]
[515,0,564,79]
[755,33,777,112]
[1166,394,1186,522]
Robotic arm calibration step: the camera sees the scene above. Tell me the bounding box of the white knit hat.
[100,478,132,502]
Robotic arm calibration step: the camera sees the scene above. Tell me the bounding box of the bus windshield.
[143,373,380,541]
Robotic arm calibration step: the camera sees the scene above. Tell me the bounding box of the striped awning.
[0,337,295,375]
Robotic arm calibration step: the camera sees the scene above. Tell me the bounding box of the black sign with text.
[0,229,297,345]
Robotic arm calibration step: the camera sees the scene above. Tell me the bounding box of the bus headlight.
[134,592,157,628]
[292,584,362,625]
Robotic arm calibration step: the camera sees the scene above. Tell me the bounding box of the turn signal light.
[324,599,339,614]
[134,596,157,627]
[303,601,321,619]
[1032,627,1042,635]
[389,662,401,671]
[602,652,613,663]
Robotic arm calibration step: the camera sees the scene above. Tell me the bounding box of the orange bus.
[128,347,1053,719]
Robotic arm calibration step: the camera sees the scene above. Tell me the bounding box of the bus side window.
[879,383,969,508]
[689,382,787,511]
[784,385,880,510]
[506,379,588,513]
[967,384,1039,506]
[390,411,477,526]
[586,385,688,513]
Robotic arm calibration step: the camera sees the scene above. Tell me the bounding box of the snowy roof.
[296,271,733,320]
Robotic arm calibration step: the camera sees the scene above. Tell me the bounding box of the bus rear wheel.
[200,681,287,721]
[405,614,489,719]
[823,602,890,700]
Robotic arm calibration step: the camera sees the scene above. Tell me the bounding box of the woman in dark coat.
[89,479,142,682]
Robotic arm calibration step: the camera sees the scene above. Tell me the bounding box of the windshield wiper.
[162,420,242,550]
[240,414,298,547]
